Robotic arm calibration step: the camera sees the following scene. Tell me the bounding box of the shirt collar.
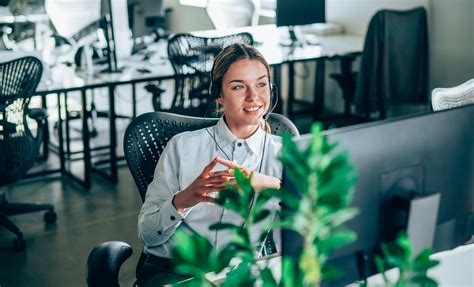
[214,117,266,156]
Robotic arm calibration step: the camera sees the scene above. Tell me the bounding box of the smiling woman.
[136,43,283,286]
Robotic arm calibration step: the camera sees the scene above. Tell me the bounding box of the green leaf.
[209,222,239,231]
[281,257,301,287]
[221,260,255,287]
[323,208,359,228]
[173,230,197,263]
[412,248,440,272]
[395,232,413,263]
[260,267,278,287]
[318,230,357,253]
[374,255,390,285]
[253,209,271,224]
[320,264,344,281]
[408,274,438,286]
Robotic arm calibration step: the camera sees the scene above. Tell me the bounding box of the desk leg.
[132,83,137,118]
[287,62,295,119]
[313,59,326,121]
[108,85,118,183]
[81,89,92,189]
[64,91,72,158]
[56,92,65,174]
[40,93,49,160]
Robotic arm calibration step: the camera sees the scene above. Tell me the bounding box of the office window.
[179,0,276,17]
[179,0,207,8]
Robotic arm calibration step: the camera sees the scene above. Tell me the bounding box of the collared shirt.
[138,117,282,258]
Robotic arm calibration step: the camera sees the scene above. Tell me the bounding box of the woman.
[136,43,282,286]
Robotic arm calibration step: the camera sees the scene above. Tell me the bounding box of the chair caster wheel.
[13,238,26,252]
[44,211,57,224]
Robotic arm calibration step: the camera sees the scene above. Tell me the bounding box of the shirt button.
[170,216,176,221]
[157,231,162,235]
[237,142,242,147]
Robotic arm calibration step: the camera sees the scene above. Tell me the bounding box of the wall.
[429,0,474,89]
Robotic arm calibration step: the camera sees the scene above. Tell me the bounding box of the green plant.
[276,123,359,286]
[171,123,359,286]
[172,123,439,286]
[371,232,440,287]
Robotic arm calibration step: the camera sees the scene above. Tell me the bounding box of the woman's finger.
[209,169,234,177]
[200,157,218,177]
[200,176,229,186]
[215,157,241,169]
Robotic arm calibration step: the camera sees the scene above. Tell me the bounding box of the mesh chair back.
[431,78,474,111]
[0,56,43,185]
[124,112,298,202]
[166,32,254,112]
[167,32,254,75]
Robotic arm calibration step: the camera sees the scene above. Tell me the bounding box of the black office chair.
[0,56,57,251]
[86,111,299,286]
[330,7,428,122]
[158,32,253,116]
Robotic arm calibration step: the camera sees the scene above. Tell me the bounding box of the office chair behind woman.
[0,56,57,251]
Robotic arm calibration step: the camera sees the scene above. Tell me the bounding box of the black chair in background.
[86,111,299,286]
[155,32,254,116]
[329,7,428,123]
[0,56,57,251]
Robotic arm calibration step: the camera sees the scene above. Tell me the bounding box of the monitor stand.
[279,26,304,47]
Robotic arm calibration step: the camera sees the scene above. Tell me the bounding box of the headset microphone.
[264,84,278,120]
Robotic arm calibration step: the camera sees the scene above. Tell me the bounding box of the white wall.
[429,0,474,89]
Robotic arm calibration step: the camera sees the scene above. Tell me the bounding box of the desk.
[35,24,362,189]
[205,243,474,285]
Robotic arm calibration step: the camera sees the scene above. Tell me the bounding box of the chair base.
[1,193,57,251]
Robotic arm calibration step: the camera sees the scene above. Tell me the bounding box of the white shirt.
[138,117,283,258]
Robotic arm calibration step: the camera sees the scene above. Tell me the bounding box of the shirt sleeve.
[137,136,190,248]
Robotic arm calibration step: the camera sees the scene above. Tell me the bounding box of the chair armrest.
[86,241,133,287]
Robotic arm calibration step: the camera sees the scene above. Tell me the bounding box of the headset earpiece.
[264,83,278,120]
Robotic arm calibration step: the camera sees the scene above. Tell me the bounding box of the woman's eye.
[257,83,267,88]
[231,85,244,91]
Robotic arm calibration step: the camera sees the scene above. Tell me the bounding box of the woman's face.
[217,59,270,138]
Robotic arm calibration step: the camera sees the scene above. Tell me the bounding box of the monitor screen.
[276,0,325,27]
[282,105,474,285]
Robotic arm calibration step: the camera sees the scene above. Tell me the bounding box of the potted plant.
[171,123,439,286]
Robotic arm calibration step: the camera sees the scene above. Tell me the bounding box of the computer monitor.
[282,105,474,285]
[129,0,165,38]
[276,0,325,45]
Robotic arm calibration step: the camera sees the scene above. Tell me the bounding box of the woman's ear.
[216,96,224,105]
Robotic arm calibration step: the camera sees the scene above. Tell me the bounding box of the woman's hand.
[172,157,232,212]
[212,157,281,192]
